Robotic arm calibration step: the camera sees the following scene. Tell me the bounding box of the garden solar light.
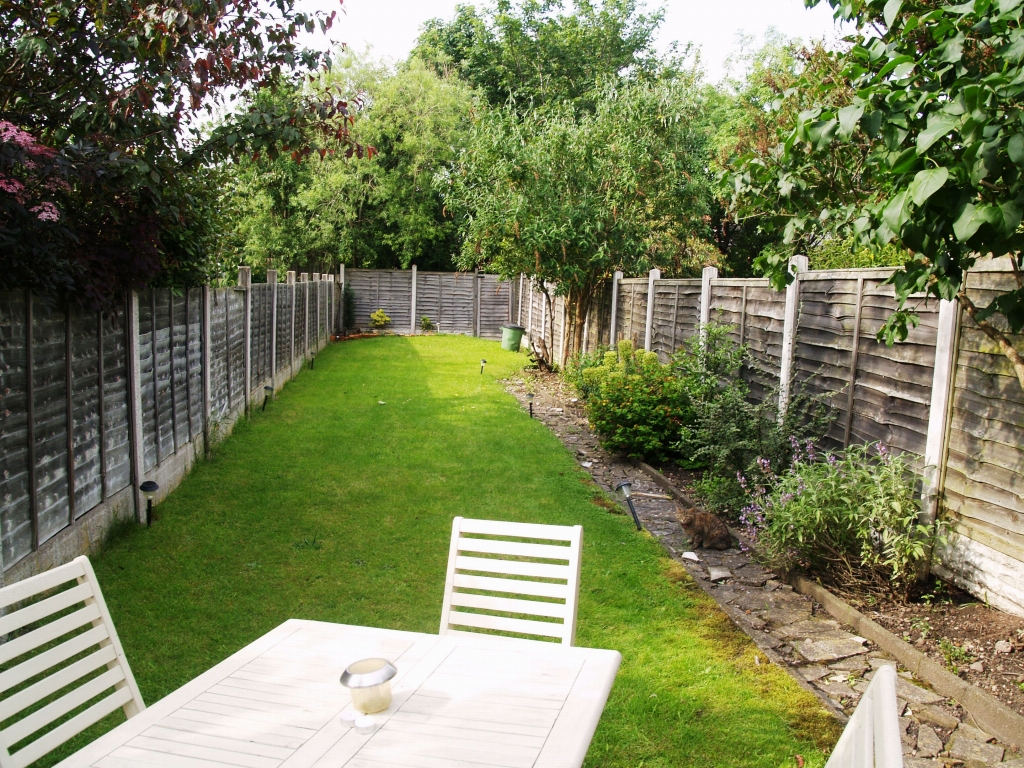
[140,480,159,528]
[526,392,534,418]
[262,385,273,411]
[310,354,316,370]
[480,359,486,374]
[616,481,643,531]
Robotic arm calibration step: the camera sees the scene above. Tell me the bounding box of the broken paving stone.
[904,760,944,768]
[742,615,766,631]
[916,704,960,731]
[707,567,733,582]
[946,735,1004,765]
[764,607,816,626]
[916,725,943,758]
[681,551,700,562]
[895,677,944,706]
[955,723,993,743]
[796,636,870,663]
[851,680,869,694]
[772,618,842,639]
[828,656,870,674]
[868,657,898,670]
[798,665,830,682]
[817,681,858,700]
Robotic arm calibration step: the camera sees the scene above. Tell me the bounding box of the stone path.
[508,372,1022,765]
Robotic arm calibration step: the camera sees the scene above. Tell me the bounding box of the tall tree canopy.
[729,0,1024,389]
[441,81,715,363]
[1,0,349,304]
[413,0,669,111]
[221,55,478,275]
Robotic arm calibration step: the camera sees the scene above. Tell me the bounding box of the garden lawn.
[45,335,841,767]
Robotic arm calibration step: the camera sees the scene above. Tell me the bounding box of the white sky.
[298,0,847,83]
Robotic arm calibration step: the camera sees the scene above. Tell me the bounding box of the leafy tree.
[414,0,668,112]
[222,55,477,273]
[441,81,715,364]
[1,0,349,304]
[730,0,1024,389]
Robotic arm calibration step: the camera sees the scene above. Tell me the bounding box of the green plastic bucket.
[501,324,526,352]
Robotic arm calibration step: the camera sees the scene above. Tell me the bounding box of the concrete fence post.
[267,270,277,391]
[127,291,145,522]
[410,264,418,334]
[777,254,808,419]
[643,268,661,352]
[238,266,252,414]
[698,266,719,345]
[202,286,211,456]
[921,299,960,537]
[287,271,296,374]
[473,270,481,337]
[518,274,525,326]
[527,279,535,342]
[608,271,623,346]
[300,273,309,358]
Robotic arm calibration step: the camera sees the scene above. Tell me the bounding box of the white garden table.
[57,619,621,768]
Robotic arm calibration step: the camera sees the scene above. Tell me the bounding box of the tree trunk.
[559,284,596,367]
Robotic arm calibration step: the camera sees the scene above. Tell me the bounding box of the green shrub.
[563,346,609,399]
[743,442,939,600]
[420,315,434,331]
[579,340,689,461]
[370,308,392,328]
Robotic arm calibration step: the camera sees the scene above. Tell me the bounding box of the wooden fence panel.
[102,306,132,501]
[651,280,702,362]
[478,274,510,340]
[70,307,102,518]
[31,299,69,546]
[849,281,937,455]
[939,264,1024,613]
[616,279,648,348]
[0,292,32,566]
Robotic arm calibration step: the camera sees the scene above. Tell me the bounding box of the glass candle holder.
[340,658,397,714]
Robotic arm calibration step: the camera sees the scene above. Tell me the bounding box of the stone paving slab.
[508,374,1019,764]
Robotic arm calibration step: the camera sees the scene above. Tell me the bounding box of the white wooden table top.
[57,620,622,768]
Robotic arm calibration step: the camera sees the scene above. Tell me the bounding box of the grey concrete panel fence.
[0,269,337,586]
[519,257,1024,617]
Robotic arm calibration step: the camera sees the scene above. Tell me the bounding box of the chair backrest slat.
[0,556,145,768]
[439,517,583,646]
[0,605,103,668]
[0,561,86,612]
[0,583,94,638]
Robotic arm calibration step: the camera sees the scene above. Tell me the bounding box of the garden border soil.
[635,459,1024,747]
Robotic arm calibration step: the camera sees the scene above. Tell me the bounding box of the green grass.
[44,335,841,767]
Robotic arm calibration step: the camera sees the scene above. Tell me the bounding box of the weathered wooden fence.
[520,257,1024,617]
[344,267,514,339]
[0,269,336,584]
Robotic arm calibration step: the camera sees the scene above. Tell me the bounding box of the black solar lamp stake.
[263,385,274,411]
[140,481,159,528]
[526,392,534,418]
[616,481,643,531]
[480,359,486,375]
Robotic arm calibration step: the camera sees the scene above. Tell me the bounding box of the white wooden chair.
[439,517,583,646]
[825,664,903,768]
[0,556,145,768]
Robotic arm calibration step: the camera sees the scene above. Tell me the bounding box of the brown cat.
[676,505,733,550]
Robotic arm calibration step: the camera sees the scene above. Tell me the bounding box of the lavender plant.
[740,441,940,601]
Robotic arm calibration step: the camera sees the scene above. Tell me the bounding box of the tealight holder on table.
[340,658,397,714]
